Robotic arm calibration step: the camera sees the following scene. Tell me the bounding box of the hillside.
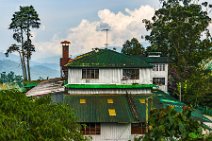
[0,60,60,80]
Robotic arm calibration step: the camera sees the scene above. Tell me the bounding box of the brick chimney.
[60,40,71,79]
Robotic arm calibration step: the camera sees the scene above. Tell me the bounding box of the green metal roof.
[144,57,170,63]
[66,49,152,68]
[64,84,156,89]
[134,56,170,63]
[152,90,211,123]
[64,94,150,123]
[23,82,38,88]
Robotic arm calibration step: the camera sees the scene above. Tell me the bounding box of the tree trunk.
[19,52,25,81]
[27,57,31,81]
[21,28,27,81]
[26,25,31,81]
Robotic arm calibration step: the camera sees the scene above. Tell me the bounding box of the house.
[143,52,169,92]
[63,48,162,141]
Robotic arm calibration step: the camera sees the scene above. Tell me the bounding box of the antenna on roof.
[101,28,110,48]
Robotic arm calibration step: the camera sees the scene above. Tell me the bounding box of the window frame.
[81,123,101,135]
[82,69,99,79]
[153,77,165,85]
[123,69,139,80]
[131,123,146,134]
[153,64,165,71]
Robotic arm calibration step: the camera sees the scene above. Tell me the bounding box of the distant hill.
[0,52,20,63]
[30,65,60,80]
[0,59,60,80]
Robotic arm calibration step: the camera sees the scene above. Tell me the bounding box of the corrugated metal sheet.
[66,49,152,68]
[152,90,211,123]
[64,94,150,123]
[26,78,64,97]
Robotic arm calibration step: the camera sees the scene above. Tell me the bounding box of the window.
[81,123,100,135]
[82,69,99,79]
[123,69,139,80]
[153,64,158,71]
[153,64,165,71]
[131,123,146,134]
[153,78,165,85]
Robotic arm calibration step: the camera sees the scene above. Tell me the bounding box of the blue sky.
[0,0,211,62]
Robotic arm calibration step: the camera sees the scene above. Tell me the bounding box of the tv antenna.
[101,28,110,47]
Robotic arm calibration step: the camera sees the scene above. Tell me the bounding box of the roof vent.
[108,109,116,116]
[148,52,161,57]
[139,99,145,104]
[107,99,114,104]
[93,48,99,52]
[80,99,86,104]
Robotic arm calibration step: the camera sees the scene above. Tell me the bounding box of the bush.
[0,90,85,141]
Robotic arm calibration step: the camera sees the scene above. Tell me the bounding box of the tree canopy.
[121,38,145,55]
[143,0,212,68]
[143,0,212,106]
[6,5,41,81]
[0,90,85,141]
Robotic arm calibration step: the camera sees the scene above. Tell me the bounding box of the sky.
[0,0,211,62]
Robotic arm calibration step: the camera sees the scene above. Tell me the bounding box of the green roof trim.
[64,94,150,123]
[66,49,153,68]
[64,84,157,89]
[23,83,38,88]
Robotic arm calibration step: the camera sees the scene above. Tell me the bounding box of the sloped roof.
[152,90,211,123]
[66,49,152,68]
[64,94,150,123]
[26,78,64,97]
[135,56,170,63]
[144,57,170,63]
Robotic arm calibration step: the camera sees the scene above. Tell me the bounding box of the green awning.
[64,84,157,89]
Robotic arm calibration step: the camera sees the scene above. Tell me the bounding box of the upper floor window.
[153,64,165,71]
[153,77,165,85]
[123,69,139,80]
[82,69,99,79]
[81,123,101,135]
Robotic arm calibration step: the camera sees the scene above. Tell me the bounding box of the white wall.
[151,64,168,92]
[68,89,151,95]
[87,123,143,141]
[68,68,152,84]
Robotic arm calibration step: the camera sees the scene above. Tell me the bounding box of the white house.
[64,48,164,141]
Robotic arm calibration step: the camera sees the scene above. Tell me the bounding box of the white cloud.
[32,5,155,59]
[31,4,212,61]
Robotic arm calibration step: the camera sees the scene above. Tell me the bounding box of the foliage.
[0,90,85,141]
[143,0,212,106]
[0,71,22,85]
[143,106,208,141]
[6,5,41,81]
[143,0,212,66]
[181,68,212,107]
[121,38,145,55]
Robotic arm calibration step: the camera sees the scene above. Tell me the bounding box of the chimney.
[60,40,71,79]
